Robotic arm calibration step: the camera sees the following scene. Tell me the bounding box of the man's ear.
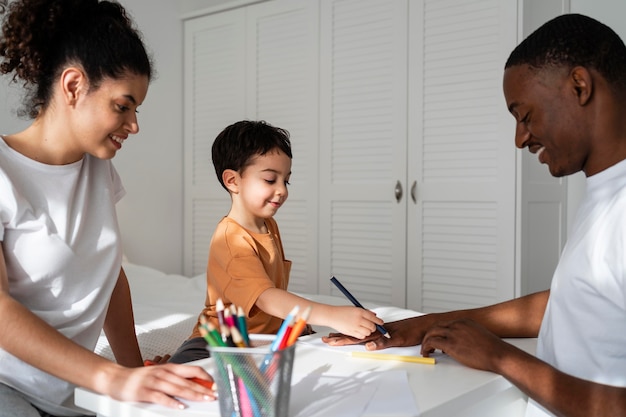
[570,66,593,106]
[222,169,239,193]
[60,67,87,106]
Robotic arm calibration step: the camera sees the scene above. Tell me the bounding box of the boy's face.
[234,148,292,224]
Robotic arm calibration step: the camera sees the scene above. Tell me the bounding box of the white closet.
[183,0,568,311]
[182,0,320,295]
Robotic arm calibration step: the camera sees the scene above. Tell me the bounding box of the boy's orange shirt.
[191,216,291,337]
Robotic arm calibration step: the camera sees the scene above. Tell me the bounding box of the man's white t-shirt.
[525,159,626,417]
[0,136,125,415]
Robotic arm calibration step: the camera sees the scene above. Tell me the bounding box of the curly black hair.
[0,0,153,118]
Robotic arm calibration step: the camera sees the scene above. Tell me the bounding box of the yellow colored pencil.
[349,351,436,365]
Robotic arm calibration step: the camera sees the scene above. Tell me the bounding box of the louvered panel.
[421,201,498,310]
[191,25,244,191]
[274,200,308,293]
[329,201,394,305]
[422,0,501,182]
[255,8,313,188]
[191,198,232,276]
[184,11,246,276]
[330,0,396,184]
[251,1,319,294]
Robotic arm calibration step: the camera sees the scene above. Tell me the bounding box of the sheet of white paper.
[363,370,420,417]
[290,372,378,417]
[290,370,419,417]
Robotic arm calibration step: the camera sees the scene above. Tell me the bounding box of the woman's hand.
[103,363,216,409]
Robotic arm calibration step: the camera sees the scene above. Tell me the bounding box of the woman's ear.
[222,169,239,193]
[60,67,87,106]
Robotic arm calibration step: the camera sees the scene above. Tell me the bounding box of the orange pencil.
[144,359,215,389]
[286,306,312,346]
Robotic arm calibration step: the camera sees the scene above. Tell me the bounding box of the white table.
[75,336,536,417]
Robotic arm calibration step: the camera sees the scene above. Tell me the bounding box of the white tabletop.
[75,335,535,417]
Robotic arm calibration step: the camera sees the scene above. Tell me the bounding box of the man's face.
[503,64,592,177]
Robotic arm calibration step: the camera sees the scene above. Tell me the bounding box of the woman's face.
[69,71,149,161]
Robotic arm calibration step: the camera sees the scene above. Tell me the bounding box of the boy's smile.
[226,148,292,233]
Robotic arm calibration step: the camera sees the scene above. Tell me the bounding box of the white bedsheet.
[95,262,206,361]
[95,262,420,362]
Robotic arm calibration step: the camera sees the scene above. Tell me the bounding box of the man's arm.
[421,318,626,417]
[323,290,550,348]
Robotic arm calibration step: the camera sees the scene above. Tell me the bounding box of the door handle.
[395,180,403,202]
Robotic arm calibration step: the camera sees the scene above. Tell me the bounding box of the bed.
[95,262,208,361]
[94,262,411,361]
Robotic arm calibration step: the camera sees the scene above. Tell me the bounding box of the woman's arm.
[102,267,143,367]
[0,245,214,408]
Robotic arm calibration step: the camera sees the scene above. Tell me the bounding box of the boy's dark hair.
[212,120,292,191]
[505,14,626,92]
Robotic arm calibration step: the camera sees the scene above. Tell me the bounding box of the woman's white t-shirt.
[0,136,125,415]
[525,159,626,416]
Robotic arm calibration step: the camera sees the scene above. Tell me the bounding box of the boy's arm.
[256,288,384,339]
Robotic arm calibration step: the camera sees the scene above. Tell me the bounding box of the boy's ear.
[222,169,239,193]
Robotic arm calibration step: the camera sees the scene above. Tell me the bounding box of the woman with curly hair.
[0,1,214,415]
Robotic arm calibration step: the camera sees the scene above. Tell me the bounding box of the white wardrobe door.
[184,1,319,287]
[246,0,320,293]
[407,0,518,312]
[183,9,246,276]
[319,0,409,307]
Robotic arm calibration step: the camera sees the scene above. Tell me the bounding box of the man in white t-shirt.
[323,13,626,417]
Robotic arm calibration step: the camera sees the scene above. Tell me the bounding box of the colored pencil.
[230,325,247,348]
[270,306,299,352]
[216,298,226,329]
[286,305,312,346]
[199,315,227,347]
[350,351,436,365]
[330,276,391,338]
[144,358,215,389]
[237,306,250,346]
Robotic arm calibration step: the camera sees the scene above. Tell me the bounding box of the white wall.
[1,0,623,275]
[112,0,184,273]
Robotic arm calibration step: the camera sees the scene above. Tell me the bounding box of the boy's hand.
[329,305,384,339]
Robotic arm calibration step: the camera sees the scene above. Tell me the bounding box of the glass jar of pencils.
[207,335,296,417]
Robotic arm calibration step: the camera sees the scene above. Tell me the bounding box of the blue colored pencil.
[330,276,391,338]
